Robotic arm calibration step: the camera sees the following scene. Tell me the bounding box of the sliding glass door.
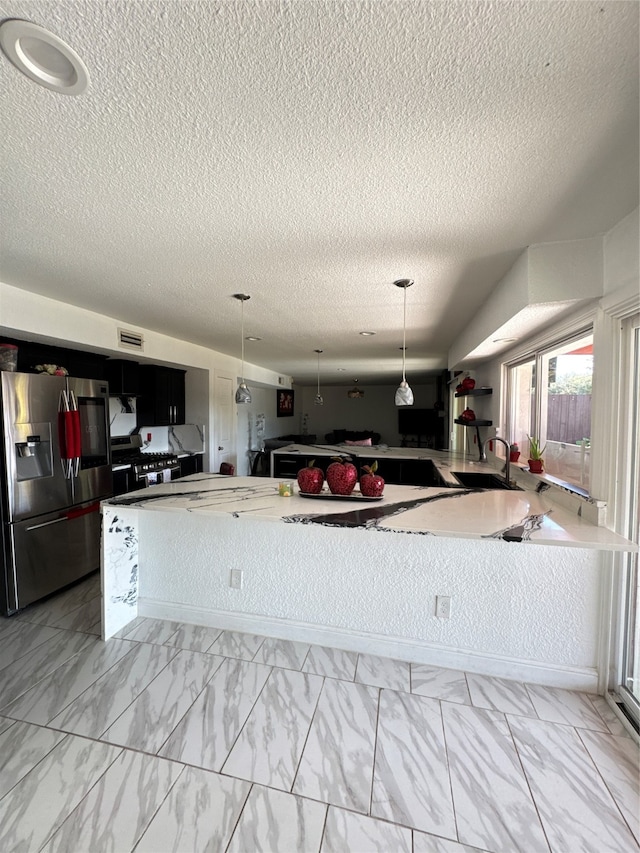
[616,314,639,723]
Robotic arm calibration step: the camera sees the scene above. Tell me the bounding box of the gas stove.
[111,435,179,475]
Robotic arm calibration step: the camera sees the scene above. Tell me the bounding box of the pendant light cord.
[240,298,245,383]
[402,286,407,382]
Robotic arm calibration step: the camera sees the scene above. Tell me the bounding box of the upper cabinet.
[137,365,185,426]
[3,337,108,379]
[105,359,140,396]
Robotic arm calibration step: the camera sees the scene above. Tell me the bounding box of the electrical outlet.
[230,569,243,589]
[435,595,452,619]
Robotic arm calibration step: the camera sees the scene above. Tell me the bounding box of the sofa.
[324,429,381,446]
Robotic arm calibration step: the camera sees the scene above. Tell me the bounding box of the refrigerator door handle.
[25,516,67,532]
[68,390,81,476]
[58,390,72,479]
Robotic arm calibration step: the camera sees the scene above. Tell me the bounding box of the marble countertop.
[102,473,635,551]
[270,444,607,524]
[270,442,439,461]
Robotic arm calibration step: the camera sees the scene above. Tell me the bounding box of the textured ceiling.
[0,0,638,384]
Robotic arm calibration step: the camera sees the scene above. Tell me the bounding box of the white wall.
[297,381,440,446]
[235,382,444,474]
[603,206,639,294]
[138,509,604,690]
[235,385,289,475]
[449,236,604,368]
[450,210,639,451]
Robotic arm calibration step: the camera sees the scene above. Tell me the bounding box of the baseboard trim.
[138,597,599,691]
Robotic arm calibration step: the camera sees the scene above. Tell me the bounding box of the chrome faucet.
[481,436,511,487]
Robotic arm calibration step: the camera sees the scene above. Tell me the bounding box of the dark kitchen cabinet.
[4,337,108,379]
[137,366,186,426]
[273,454,333,479]
[272,453,439,486]
[362,457,440,486]
[105,359,140,396]
[179,454,204,477]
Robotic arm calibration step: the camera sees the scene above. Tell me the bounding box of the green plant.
[527,436,546,460]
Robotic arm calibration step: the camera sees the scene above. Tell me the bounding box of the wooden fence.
[546,394,591,443]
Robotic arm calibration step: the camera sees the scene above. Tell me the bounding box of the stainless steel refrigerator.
[0,371,112,615]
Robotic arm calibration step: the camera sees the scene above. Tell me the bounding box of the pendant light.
[394,279,414,406]
[347,379,364,399]
[314,349,324,406]
[233,293,252,404]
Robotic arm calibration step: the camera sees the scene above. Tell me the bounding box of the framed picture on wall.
[277,389,294,417]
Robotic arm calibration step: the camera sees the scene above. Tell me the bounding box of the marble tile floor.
[0,574,638,853]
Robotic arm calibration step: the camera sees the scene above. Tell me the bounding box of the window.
[506,331,593,491]
[507,358,535,453]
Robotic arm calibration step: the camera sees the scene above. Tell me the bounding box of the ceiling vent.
[117,328,144,351]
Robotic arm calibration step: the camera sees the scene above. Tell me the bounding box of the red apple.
[326,457,358,495]
[297,460,324,494]
[360,462,384,496]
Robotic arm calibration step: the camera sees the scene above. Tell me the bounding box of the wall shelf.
[454,418,493,427]
[454,387,493,398]
[453,385,493,460]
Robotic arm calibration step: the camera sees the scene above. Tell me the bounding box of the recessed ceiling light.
[337,368,346,371]
[359,331,376,336]
[492,337,518,343]
[0,20,90,95]
[245,336,261,341]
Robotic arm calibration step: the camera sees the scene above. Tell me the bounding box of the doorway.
[213,371,235,474]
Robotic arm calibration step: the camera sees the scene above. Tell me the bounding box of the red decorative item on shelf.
[509,443,520,463]
[459,408,476,421]
[461,376,476,391]
[455,384,465,394]
[528,459,544,474]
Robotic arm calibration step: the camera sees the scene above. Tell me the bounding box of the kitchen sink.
[451,472,522,490]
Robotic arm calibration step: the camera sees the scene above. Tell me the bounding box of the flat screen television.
[398,408,436,434]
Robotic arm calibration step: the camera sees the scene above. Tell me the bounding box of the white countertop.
[270,443,607,522]
[270,442,439,461]
[102,472,635,551]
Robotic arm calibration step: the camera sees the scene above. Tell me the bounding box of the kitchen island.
[101,471,634,691]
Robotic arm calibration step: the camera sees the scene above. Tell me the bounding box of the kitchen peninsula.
[101,463,634,693]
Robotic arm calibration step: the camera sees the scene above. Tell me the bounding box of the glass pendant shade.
[233,293,251,404]
[314,349,323,406]
[235,382,251,404]
[394,279,414,407]
[394,380,414,406]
